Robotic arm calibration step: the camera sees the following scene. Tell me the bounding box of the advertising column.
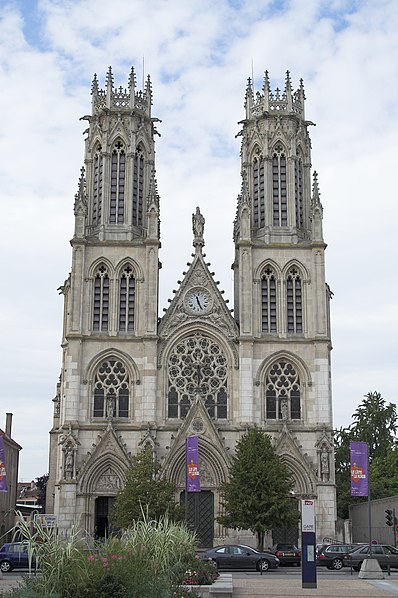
[301,498,316,589]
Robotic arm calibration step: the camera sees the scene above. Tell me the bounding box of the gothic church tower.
[233,72,335,536]
[47,68,336,544]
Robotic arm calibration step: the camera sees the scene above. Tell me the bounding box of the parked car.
[0,542,36,573]
[317,543,362,570]
[200,544,279,572]
[343,544,398,571]
[274,543,301,566]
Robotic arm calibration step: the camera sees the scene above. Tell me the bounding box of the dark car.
[274,543,301,566]
[200,544,279,572]
[317,543,361,570]
[343,544,398,571]
[0,542,35,573]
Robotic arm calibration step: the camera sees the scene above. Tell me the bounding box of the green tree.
[217,427,299,551]
[334,391,398,519]
[35,473,49,511]
[110,448,182,529]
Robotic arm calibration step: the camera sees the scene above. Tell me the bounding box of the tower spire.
[106,66,114,108]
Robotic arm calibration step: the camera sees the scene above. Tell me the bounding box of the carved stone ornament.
[97,467,121,491]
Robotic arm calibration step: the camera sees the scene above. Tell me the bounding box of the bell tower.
[233,71,335,539]
[47,68,162,523]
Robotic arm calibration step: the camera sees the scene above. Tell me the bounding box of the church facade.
[46,67,336,545]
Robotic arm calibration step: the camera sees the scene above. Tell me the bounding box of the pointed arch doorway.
[180,490,214,548]
[94,496,116,539]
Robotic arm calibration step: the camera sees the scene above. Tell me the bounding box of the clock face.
[185,288,211,314]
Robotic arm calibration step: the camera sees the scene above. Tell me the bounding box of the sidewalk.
[233,576,398,597]
[2,575,398,597]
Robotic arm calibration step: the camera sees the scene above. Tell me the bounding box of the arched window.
[119,264,135,332]
[92,147,103,225]
[110,140,126,224]
[93,264,109,332]
[167,334,228,420]
[132,147,144,226]
[272,144,287,226]
[295,155,303,229]
[253,154,265,227]
[93,357,130,418]
[261,267,277,332]
[265,360,301,420]
[287,267,303,333]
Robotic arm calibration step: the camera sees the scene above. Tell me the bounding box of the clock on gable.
[184,287,212,314]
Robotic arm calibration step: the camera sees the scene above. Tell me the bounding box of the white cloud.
[0,0,397,479]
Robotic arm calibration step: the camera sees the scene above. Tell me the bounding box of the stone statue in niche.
[280,398,288,421]
[106,395,115,419]
[320,447,330,481]
[64,447,74,480]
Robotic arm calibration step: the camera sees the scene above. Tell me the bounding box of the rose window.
[167,334,228,419]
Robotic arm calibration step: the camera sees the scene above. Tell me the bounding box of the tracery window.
[261,267,277,333]
[167,334,228,420]
[92,147,103,225]
[272,144,287,226]
[110,140,126,224]
[295,156,303,229]
[265,361,301,420]
[287,267,303,333]
[253,155,265,227]
[119,264,135,332]
[93,264,109,332]
[93,357,129,418]
[132,147,144,226]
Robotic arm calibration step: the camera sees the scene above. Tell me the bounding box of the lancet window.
[119,264,135,332]
[253,154,265,227]
[287,267,303,333]
[265,360,301,420]
[110,140,126,224]
[295,156,304,229]
[132,147,144,226]
[167,334,228,420]
[93,357,130,419]
[93,264,109,332]
[92,147,103,225]
[261,267,277,333]
[272,144,287,226]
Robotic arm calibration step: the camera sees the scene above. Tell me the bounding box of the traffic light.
[385,509,394,526]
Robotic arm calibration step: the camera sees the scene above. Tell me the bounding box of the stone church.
[46,67,336,546]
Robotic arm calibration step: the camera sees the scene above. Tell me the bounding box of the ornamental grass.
[4,511,209,598]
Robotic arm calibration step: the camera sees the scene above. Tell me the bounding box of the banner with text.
[350,441,369,497]
[0,435,7,492]
[186,435,200,493]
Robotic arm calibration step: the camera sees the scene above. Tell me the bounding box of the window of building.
[295,156,303,229]
[132,147,144,226]
[119,264,135,332]
[265,361,301,420]
[167,334,228,420]
[272,144,287,226]
[93,264,109,332]
[110,140,126,224]
[287,267,303,333]
[261,267,277,332]
[92,148,103,225]
[93,357,130,418]
[253,155,265,227]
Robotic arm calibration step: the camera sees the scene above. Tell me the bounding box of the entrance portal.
[180,490,214,548]
[94,496,115,539]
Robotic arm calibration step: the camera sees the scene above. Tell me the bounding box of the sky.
[0,0,397,482]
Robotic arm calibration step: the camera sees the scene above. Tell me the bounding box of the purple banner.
[0,435,7,492]
[186,436,200,493]
[350,441,368,497]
